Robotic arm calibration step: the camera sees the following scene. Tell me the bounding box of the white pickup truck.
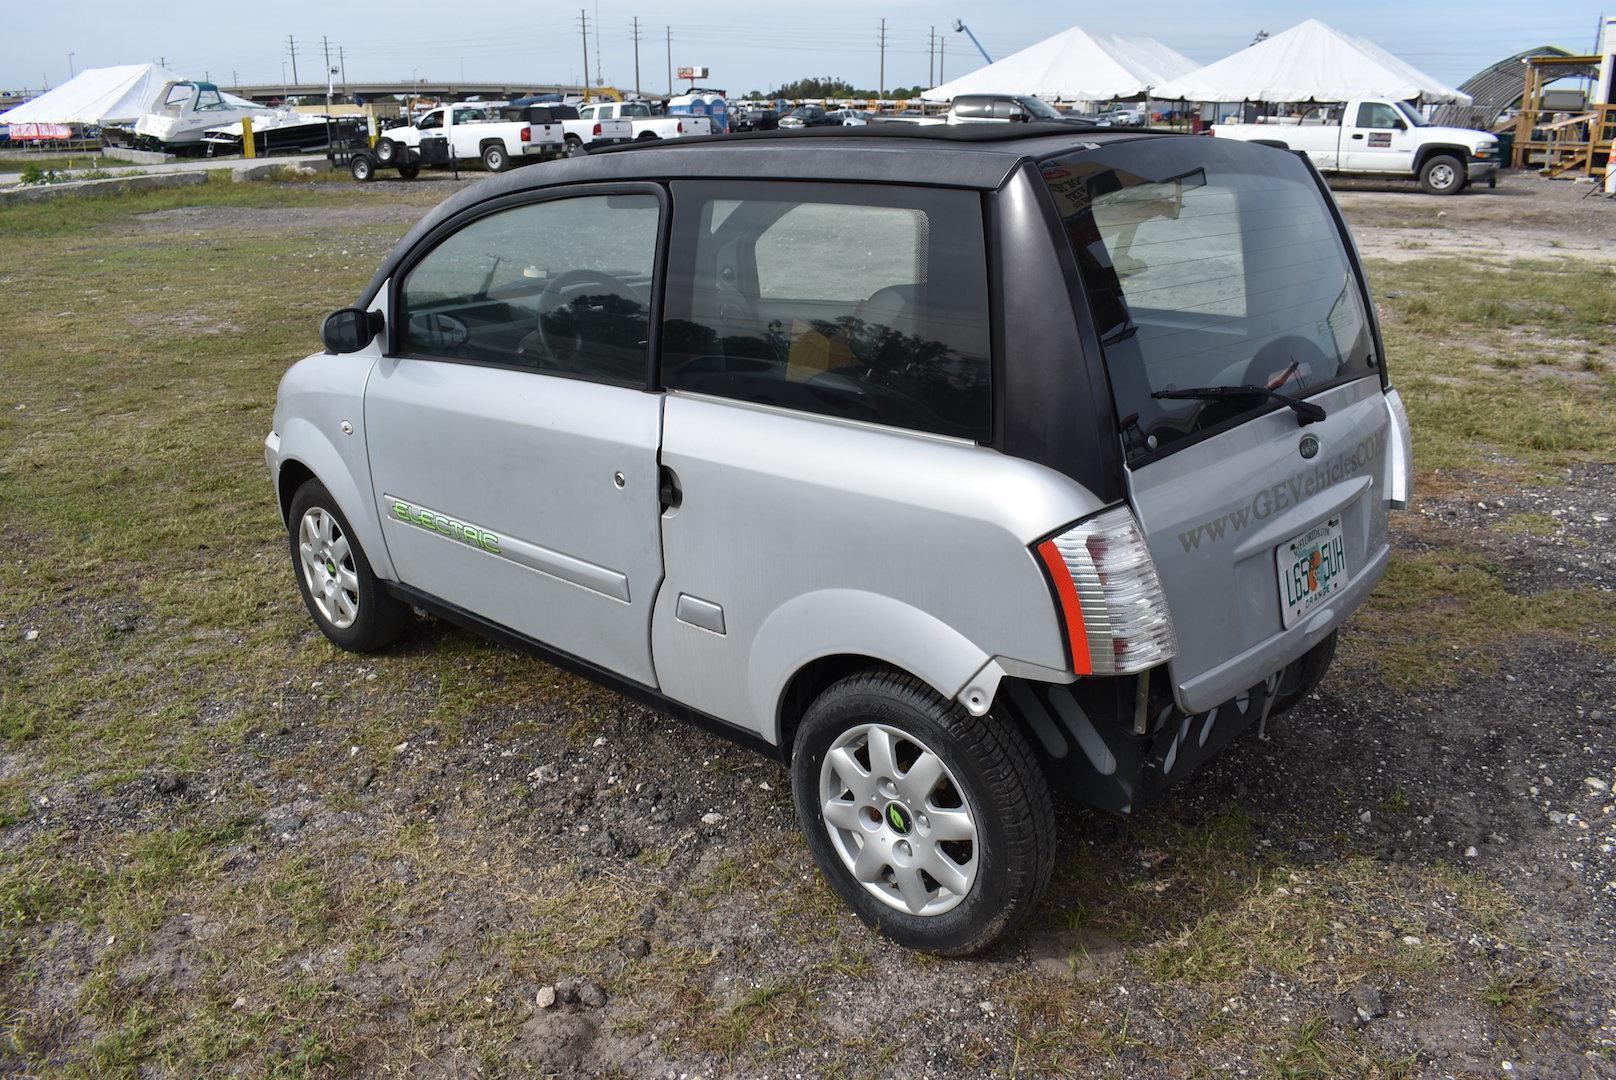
[497,104,635,153]
[374,104,565,173]
[576,100,712,140]
[1211,99,1500,195]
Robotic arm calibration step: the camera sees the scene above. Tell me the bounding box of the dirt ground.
[1,168,1614,1079]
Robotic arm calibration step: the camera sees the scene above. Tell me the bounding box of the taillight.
[520,125,530,142]
[593,122,602,136]
[1036,506,1177,676]
[676,120,683,133]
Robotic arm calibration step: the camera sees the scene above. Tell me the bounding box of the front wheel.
[1419,154,1465,195]
[286,480,408,652]
[791,670,1055,955]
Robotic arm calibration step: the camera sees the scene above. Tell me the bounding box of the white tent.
[0,63,184,126]
[921,26,1197,103]
[1153,20,1471,105]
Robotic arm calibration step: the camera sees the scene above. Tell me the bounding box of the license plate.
[1277,516,1347,628]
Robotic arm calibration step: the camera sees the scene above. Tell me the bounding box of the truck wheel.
[791,669,1055,955]
[396,162,421,180]
[286,480,408,652]
[636,131,659,140]
[374,138,397,164]
[564,134,584,157]
[349,155,375,182]
[1269,630,1338,718]
[1419,154,1464,195]
[482,144,509,172]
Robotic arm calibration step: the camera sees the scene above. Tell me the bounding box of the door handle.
[1351,133,1364,139]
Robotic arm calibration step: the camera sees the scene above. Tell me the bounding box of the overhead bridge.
[226,82,595,104]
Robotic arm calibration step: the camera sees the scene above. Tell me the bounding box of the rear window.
[1040,139,1375,461]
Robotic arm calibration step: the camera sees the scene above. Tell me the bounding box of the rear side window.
[1041,139,1375,460]
[661,181,992,442]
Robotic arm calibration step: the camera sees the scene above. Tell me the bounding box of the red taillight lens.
[520,125,530,142]
[593,122,602,136]
[1036,506,1178,676]
[676,120,684,133]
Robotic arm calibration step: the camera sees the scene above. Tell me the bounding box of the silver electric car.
[267,124,1413,954]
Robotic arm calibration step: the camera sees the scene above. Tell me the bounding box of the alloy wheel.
[818,723,978,916]
[298,507,360,629]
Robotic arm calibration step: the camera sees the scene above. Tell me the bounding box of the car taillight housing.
[520,125,531,142]
[676,120,684,133]
[592,122,602,136]
[1036,506,1177,676]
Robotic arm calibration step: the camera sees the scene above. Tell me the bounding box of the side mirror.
[321,307,382,354]
[1393,118,1407,131]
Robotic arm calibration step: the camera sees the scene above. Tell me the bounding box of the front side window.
[397,192,661,385]
[662,181,992,442]
[417,111,442,130]
[1356,102,1403,129]
[1040,138,1375,460]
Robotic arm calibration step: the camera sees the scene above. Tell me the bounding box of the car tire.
[791,669,1055,955]
[1419,154,1464,195]
[374,138,397,164]
[396,162,421,180]
[482,144,508,172]
[349,155,375,182]
[286,480,408,653]
[1270,630,1338,718]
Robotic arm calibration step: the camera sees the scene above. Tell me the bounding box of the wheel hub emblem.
[885,803,912,835]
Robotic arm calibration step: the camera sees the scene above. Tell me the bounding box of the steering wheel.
[527,269,643,368]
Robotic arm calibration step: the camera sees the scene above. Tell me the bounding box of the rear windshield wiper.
[1151,384,1326,425]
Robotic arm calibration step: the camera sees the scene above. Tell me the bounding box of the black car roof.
[357,124,1182,307]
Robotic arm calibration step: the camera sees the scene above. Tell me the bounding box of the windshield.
[1040,139,1376,460]
[1393,101,1430,127]
[1019,97,1064,120]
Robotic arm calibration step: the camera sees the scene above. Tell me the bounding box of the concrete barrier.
[100,147,176,165]
[0,170,208,206]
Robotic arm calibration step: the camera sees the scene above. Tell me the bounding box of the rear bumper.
[1175,540,1388,713]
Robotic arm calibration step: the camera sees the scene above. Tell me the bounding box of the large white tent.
[1153,20,1470,105]
[0,63,183,126]
[921,26,1197,103]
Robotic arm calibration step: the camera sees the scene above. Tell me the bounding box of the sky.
[3,1,1610,97]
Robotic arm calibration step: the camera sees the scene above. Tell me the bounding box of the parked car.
[269,124,1412,954]
[577,99,710,140]
[776,105,841,128]
[1211,99,1500,194]
[946,94,1083,125]
[1098,107,1148,127]
[732,107,779,132]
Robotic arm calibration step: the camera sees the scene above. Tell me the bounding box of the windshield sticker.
[1175,431,1385,552]
[386,496,501,554]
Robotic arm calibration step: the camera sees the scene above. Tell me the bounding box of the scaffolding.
[1511,54,1613,179]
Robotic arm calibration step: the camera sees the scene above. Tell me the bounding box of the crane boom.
[951,20,993,64]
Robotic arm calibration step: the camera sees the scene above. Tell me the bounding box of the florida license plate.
[1277,516,1347,628]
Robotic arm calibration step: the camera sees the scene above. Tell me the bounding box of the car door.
[1341,100,1417,173]
[364,185,668,685]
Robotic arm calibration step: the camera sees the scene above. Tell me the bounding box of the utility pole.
[286,36,298,84]
[939,37,945,84]
[158,56,167,68]
[232,69,238,86]
[68,52,76,78]
[631,17,642,97]
[578,9,591,102]
[338,46,346,92]
[928,27,935,87]
[594,0,603,89]
[666,26,672,96]
[878,19,887,101]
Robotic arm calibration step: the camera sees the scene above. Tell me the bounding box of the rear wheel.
[396,162,421,180]
[349,154,375,182]
[636,131,659,141]
[564,134,584,157]
[286,480,408,652]
[482,144,509,172]
[1420,154,1464,195]
[791,670,1055,955]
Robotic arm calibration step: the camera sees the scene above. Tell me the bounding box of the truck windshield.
[1040,138,1376,461]
[1018,97,1064,120]
[1393,101,1430,127]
